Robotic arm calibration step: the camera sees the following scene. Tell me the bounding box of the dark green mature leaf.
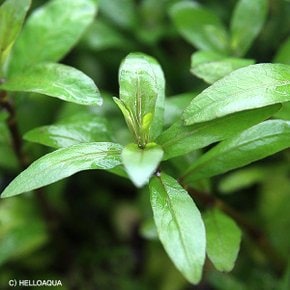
[1,63,102,105]
[169,1,228,53]
[183,64,290,125]
[182,120,290,182]
[116,52,165,145]
[230,0,268,56]
[203,209,241,272]
[0,0,31,72]
[149,172,206,284]
[274,37,290,65]
[24,113,111,148]
[122,143,163,187]
[8,0,96,74]
[158,105,280,160]
[1,142,122,198]
[191,51,254,84]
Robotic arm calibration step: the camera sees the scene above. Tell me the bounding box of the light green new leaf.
[122,143,163,187]
[169,1,228,53]
[1,142,122,198]
[191,51,254,84]
[0,0,31,73]
[8,0,96,74]
[203,209,242,272]
[158,105,280,160]
[149,172,206,284]
[24,113,111,148]
[1,63,102,105]
[274,37,290,65]
[230,0,268,56]
[117,52,165,145]
[183,64,290,125]
[182,120,290,182]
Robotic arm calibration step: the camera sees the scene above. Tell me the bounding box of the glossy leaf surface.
[24,113,111,148]
[1,63,102,105]
[183,120,290,182]
[8,0,96,74]
[230,0,268,56]
[1,142,122,198]
[169,1,228,53]
[183,64,290,125]
[149,173,206,284]
[117,53,165,145]
[159,105,280,160]
[0,0,31,72]
[122,143,163,187]
[191,51,254,84]
[203,209,241,272]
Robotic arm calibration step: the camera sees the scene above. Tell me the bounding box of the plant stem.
[0,90,28,167]
[0,90,62,228]
[186,187,286,275]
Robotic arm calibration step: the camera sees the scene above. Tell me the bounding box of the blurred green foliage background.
[0,0,290,289]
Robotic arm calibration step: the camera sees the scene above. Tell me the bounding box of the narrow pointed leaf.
[0,0,31,72]
[24,114,111,148]
[149,173,206,284]
[230,0,268,56]
[118,53,165,144]
[191,51,254,84]
[1,142,122,198]
[183,64,290,125]
[122,143,163,187]
[169,1,228,53]
[203,209,242,272]
[8,0,96,74]
[183,120,290,182]
[158,105,280,160]
[1,63,102,105]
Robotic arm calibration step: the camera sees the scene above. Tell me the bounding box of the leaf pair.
[170,0,268,56]
[150,173,241,284]
[115,53,165,186]
[170,0,268,83]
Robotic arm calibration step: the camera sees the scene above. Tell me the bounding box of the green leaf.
[117,52,165,146]
[0,0,31,73]
[183,64,290,125]
[182,120,290,182]
[203,209,242,272]
[122,143,163,187]
[24,113,111,148]
[0,198,47,265]
[158,105,280,160]
[218,167,266,194]
[1,63,102,105]
[169,1,228,53]
[8,0,96,74]
[230,0,268,56]
[191,51,254,84]
[1,142,122,198]
[149,172,206,284]
[274,37,290,65]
